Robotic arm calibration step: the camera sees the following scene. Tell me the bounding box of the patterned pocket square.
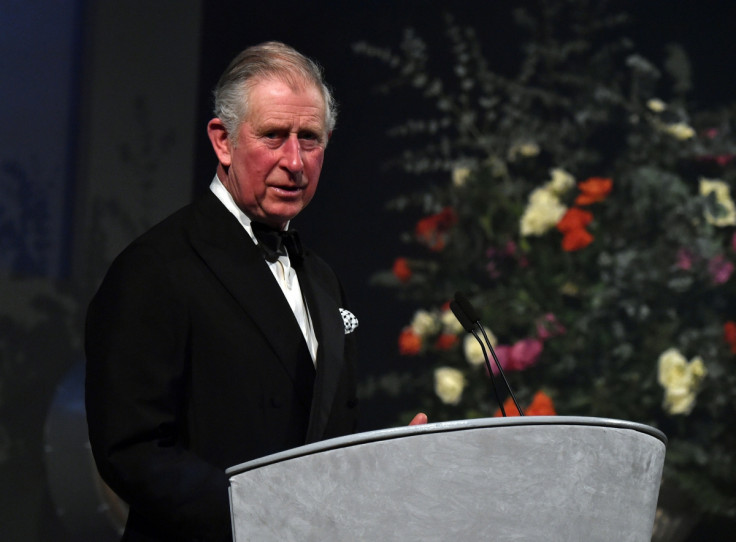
[339,308,359,334]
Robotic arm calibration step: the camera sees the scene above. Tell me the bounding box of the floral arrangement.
[354,1,736,522]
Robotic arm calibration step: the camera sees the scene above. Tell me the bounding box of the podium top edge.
[226,416,666,477]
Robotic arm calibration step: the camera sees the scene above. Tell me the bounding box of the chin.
[264,204,306,223]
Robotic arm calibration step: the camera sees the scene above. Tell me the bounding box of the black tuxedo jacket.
[85,191,358,541]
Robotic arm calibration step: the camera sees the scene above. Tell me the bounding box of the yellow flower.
[463,327,497,366]
[560,281,580,297]
[545,168,576,195]
[520,187,567,236]
[452,167,472,187]
[508,141,541,160]
[662,122,695,140]
[657,348,707,415]
[699,177,736,226]
[690,356,706,378]
[646,98,667,113]
[519,142,540,157]
[663,386,698,415]
[410,309,441,337]
[434,367,466,405]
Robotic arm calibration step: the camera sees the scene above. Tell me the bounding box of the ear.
[207,118,232,167]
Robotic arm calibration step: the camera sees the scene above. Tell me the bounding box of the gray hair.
[212,41,337,143]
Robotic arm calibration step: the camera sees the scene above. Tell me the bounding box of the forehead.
[246,77,325,127]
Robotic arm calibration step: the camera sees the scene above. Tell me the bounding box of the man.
[85,42,414,542]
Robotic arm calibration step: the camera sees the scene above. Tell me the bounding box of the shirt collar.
[209,174,290,243]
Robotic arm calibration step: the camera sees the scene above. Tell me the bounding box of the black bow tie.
[251,221,304,264]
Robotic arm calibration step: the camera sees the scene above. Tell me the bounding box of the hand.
[408,412,428,426]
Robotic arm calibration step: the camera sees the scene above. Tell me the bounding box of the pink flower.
[676,248,694,271]
[536,313,566,341]
[488,344,511,375]
[716,155,734,167]
[704,128,719,139]
[709,254,734,285]
[696,154,735,167]
[508,338,544,371]
[487,339,543,375]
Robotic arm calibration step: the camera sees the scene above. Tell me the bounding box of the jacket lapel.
[298,261,346,443]
[188,193,315,409]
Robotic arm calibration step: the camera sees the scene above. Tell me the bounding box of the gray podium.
[227,416,666,541]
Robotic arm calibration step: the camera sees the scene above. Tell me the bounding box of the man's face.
[215,78,328,229]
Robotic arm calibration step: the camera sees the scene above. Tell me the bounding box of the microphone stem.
[471,329,506,417]
[477,324,525,416]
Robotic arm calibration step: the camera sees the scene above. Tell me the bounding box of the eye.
[298,131,323,149]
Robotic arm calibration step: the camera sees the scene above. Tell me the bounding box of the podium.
[227,416,666,541]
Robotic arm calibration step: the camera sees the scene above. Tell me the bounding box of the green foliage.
[355,0,736,519]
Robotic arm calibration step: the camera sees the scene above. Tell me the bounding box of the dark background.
[1,1,735,540]
[193,0,736,431]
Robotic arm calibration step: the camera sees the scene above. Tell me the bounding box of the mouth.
[269,184,304,197]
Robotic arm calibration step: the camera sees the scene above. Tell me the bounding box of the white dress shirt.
[209,176,318,365]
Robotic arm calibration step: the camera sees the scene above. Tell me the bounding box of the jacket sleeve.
[85,241,231,541]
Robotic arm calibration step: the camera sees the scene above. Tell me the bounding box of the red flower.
[557,208,593,233]
[561,228,594,251]
[435,333,459,350]
[525,391,557,416]
[575,177,613,205]
[724,321,736,354]
[556,208,595,251]
[493,391,556,417]
[398,328,422,355]
[392,257,412,282]
[415,207,458,251]
[493,396,521,417]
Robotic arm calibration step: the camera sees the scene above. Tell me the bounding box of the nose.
[281,134,304,175]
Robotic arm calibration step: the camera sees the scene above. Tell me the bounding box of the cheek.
[306,152,325,178]
[304,181,319,203]
[238,152,274,190]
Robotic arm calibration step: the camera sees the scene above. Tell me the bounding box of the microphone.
[453,292,525,416]
[449,299,507,416]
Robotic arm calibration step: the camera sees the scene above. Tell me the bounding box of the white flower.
[434,367,466,405]
[545,168,576,195]
[441,307,466,335]
[699,177,736,226]
[463,327,497,366]
[662,122,695,140]
[520,187,567,237]
[657,348,707,415]
[452,167,472,187]
[409,309,441,337]
[647,98,667,113]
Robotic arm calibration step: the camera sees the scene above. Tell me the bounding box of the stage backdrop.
[1,1,734,540]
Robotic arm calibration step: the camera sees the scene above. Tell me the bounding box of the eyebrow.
[258,121,326,139]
